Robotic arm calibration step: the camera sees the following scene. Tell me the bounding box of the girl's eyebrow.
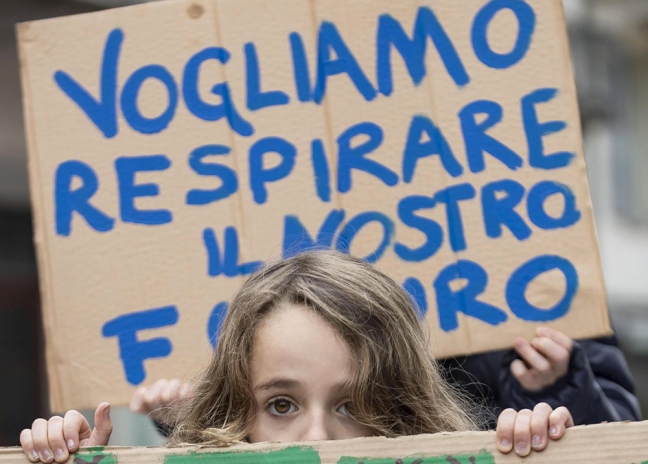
[253,378,301,392]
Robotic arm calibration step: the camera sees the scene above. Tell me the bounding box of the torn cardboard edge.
[1,421,647,463]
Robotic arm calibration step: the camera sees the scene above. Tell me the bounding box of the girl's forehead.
[250,304,354,387]
[253,303,344,350]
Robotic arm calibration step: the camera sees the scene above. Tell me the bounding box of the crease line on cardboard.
[309,0,344,215]
[210,0,251,269]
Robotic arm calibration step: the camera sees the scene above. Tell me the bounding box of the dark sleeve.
[498,336,642,425]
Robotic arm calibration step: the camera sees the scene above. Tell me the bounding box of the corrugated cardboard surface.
[17,0,610,410]
[1,421,647,463]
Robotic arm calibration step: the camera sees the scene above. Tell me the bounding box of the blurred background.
[0,0,647,446]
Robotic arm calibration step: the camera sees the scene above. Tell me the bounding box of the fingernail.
[516,441,528,454]
[31,451,39,461]
[41,450,52,462]
[550,426,558,436]
[55,449,65,460]
[532,435,542,447]
[499,439,509,449]
[104,404,111,420]
[67,439,75,450]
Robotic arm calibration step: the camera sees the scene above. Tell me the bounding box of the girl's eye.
[268,398,297,416]
[337,402,351,416]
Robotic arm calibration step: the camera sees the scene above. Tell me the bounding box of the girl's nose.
[301,411,334,441]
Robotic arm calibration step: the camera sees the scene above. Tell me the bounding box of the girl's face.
[248,303,373,443]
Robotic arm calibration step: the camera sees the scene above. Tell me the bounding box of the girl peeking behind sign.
[20,250,574,463]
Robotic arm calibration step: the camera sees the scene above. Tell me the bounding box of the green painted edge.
[338,449,495,464]
[72,447,118,464]
[164,445,321,464]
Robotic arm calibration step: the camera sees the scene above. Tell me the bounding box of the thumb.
[88,402,113,446]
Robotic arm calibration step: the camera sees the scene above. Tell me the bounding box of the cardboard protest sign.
[17,0,611,410]
[2,421,648,464]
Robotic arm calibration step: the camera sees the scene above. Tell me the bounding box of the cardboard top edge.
[1,421,647,463]
[14,0,191,29]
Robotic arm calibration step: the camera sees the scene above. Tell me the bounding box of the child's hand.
[20,402,112,463]
[511,327,573,392]
[129,378,190,425]
[496,403,573,457]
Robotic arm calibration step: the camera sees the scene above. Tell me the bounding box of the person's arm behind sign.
[502,328,641,424]
[441,327,642,427]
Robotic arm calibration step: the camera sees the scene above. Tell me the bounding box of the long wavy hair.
[169,250,479,445]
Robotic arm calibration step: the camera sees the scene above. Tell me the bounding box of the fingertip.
[497,438,513,454]
[548,406,573,440]
[40,449,54,464]
[94,402,111,425]
[19,428,32,446]
[514,441,531,457]
[20,429,39,463]
[91,403,114,446]
[130,387,146,410]
[129,400,140,414]
[549,424,560,439]
[510,359,527,379]
[162,378,182,402]
[54,448,69,464]
[22,444,39,464]
[495,408,516,454]
[531,433,545,451]
[539,327,573,350]
[549,421,566,440]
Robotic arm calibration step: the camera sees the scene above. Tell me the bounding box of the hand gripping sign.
[17,0,610,410]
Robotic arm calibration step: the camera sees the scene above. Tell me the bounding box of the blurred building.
[0,0,646,445]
